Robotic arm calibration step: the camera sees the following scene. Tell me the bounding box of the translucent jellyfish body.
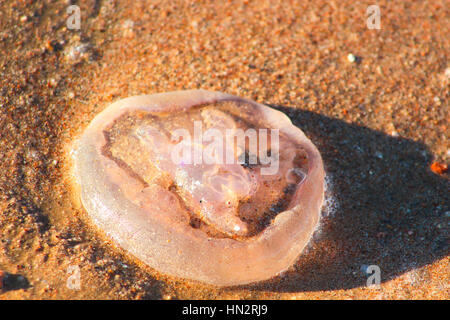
[73,90,325,286]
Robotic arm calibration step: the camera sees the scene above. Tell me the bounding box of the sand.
[0,0,448,299]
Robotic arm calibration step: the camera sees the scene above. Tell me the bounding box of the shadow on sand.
[238,105,449,292]
[1,272,30,293]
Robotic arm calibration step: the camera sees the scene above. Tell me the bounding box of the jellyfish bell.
[73,90,325,286]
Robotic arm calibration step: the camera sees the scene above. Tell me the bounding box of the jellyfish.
[73,90,325,286]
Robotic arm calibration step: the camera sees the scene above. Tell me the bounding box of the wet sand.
[0,0,448,299]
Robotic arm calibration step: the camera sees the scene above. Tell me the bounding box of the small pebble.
[66,43,92,63]
[49,78,58,88]
[374,151,383,159]
[190,20,199,29]
[347,53,357,63]
[445,67,450,79]
[430,162,448,175]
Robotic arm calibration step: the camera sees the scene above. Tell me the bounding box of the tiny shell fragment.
[73,90,325,286]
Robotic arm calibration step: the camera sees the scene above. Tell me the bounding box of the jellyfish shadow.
[241,106,449,292]
[1,272,30,293]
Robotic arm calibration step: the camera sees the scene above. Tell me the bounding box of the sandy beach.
[0,0,448,299]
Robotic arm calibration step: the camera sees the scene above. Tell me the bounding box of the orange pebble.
[430,162,448,174]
